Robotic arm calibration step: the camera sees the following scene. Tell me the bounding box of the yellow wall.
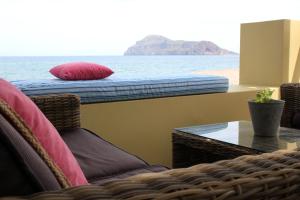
[81,86,266,167]
[240,20,285,86]
[240,19,300,86]
[289,21,300,82]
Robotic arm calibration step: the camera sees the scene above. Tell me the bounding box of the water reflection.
[239,121,300,152]
[251,135,281,152]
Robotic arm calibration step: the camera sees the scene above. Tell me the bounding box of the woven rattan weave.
[31,94,80,131]
[172,131,261,168]
[280,83,300,128]
[3,150,300,200]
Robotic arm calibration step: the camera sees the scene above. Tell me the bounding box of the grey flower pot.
[248,100,285,137]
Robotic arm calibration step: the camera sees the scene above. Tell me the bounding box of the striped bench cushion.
[11,75,229,104]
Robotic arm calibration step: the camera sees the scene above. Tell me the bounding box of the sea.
[0,55,239,81]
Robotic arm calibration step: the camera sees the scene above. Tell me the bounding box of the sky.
[0,0,299,56]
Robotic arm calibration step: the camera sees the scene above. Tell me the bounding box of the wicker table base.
[172,131,260,168]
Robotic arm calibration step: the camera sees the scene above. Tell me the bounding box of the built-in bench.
[12,75,229,104]
[12,76,261,167]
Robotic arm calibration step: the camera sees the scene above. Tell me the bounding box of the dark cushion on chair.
[0,114,61,196]
[91,165,167,185]
[60,128,166,183]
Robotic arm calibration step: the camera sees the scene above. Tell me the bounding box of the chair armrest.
[30,94,81,131]
[3,150,300,200]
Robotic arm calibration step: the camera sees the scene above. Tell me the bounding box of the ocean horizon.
[0,55,239,81]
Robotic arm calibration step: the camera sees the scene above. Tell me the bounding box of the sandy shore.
[193,68,239,85]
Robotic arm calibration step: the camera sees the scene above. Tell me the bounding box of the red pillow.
[0,79,88,187]
[50,62,113,80]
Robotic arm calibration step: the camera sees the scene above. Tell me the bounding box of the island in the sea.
[124,35,237,56]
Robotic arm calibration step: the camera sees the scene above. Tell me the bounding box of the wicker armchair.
[3,150,300,200]
[2,94,300,200]
[281,83,300,129]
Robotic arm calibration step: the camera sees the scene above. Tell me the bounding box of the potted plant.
[248,89,285,137]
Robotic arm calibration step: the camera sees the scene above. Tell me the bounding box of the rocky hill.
[124,35,236,55]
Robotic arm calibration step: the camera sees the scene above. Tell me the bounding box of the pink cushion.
[0,79,88,187]
[50,62,113,80]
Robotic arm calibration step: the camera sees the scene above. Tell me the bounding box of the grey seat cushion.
[91,165,167,185]
[0,114,61,196]
[0,112,167,196]
[61,128,167,183]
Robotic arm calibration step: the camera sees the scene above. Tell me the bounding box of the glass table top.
[175,121,300,153]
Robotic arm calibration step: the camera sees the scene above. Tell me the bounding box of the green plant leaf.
[255,89,274,103]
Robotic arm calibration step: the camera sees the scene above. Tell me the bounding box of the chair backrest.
[281,83,300,128]
[0,94,82,196]
[0,114,62,196]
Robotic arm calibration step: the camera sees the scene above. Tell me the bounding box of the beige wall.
[289,21,300,82]
[81,86,264,167]
[240,20,285,86]
[240,19,300,86]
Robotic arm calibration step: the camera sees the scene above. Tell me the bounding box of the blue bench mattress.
[11,75,229,104]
